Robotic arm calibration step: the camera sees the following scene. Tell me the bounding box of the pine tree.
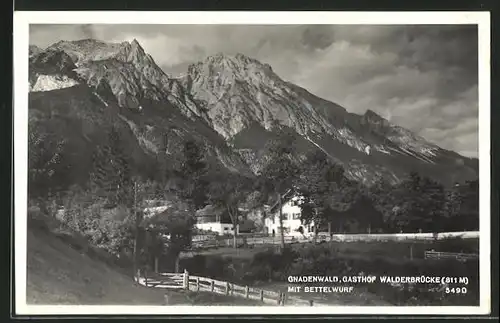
[173,140,209,210]
[91,126,132,207]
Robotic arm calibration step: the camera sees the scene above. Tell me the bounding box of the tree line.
[28,125,479,274]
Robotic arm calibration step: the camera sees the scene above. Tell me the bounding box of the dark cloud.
[301,25,336,50]
[29,24,479,157]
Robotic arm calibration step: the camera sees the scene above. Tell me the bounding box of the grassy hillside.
[26,213,263,305]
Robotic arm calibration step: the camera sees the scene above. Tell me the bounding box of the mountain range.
[28,39,479,190]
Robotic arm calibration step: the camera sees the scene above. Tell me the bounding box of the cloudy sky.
[30,24,479,158]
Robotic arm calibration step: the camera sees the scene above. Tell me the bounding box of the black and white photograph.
[14,11,491,316]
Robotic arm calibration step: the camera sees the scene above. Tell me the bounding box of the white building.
[195,222,237,236]
[264,195,315,237]
[194,205,237,236]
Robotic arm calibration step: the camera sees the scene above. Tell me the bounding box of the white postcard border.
[13,10,491,316]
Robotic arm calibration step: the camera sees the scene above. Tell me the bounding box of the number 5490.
[445,287,467,294]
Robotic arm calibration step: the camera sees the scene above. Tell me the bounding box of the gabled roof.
[195,204,219,217]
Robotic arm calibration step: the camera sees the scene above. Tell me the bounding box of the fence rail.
[424,250,479,261]
[137,270,314,306]
[189,231,479,250]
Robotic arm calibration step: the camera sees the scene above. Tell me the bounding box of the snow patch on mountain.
[92,92,109,107]
[373,145,391,155]
[399,147,435,164]
[304,135,336,160]
[30,74,79,92]
[334,127,371,154]
[387,131,439,158]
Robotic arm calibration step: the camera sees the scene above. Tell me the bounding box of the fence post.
[225,282,230,296]
[184,269,189,291]
[309,300,314,306]
[245,286,249,298]
[154,257,159,273]
[144,269,148,287]
[281,292,286,305]
[277,292,281,305]
[211,280,215,292]
[230,283,234,296]
[196,277,200,292]
[260,290,264,302]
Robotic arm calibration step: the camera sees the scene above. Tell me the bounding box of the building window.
[292,213,301,220]
[281,213,289,220]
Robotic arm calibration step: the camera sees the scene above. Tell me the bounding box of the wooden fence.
[190,236,306,249]
[137,270,314,306]
[189,231,480,250]
[424,250,479,261]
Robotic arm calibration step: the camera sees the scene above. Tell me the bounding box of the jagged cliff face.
[28,38,478,187]
[177,51,477,185]
[179,53,345,139]
[28,40,253,183]
[179,53,436,158]
[29,45,42,57]
[47,39,210,121]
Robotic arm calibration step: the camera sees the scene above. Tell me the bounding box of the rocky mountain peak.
[131,38,141,46]
[46,38,151,68]
[37,38,210,119]
[204,52,259,64]
[29,48,81,92]
[116,38,151,65]
[30,49,75,68]
[188,52,277,83]
[363,109,390,126]
[29,45,42,57]
[47,39,124,66]
[28,38,479,186]
[364,109,384,120]
[183,52,342,139]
